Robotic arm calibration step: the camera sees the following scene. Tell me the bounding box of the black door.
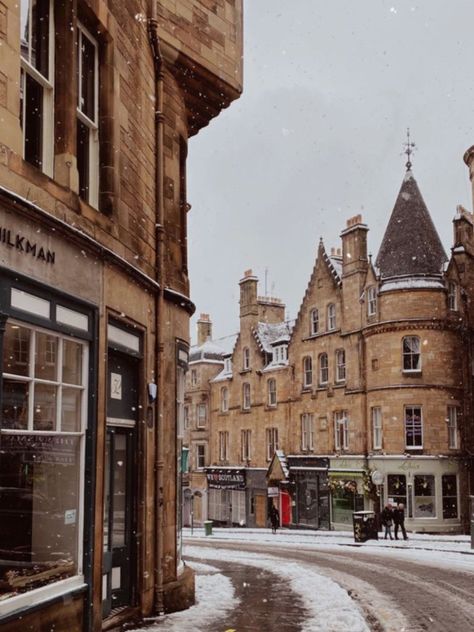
[102,352,139,617]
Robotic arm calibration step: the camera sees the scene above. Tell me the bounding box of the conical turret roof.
[375,170,447,278]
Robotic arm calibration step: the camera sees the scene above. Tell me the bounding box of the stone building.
[0,1,242,631]
[186,164,471,534]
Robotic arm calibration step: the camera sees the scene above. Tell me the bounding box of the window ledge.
[239,368,252,375]
[301,386,312,393]
[241,408,251,413]
[402,370,422,376]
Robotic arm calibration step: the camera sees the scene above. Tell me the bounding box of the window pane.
[33,383,56,430]
[24,73,43,169]
[30,0,50,78]
[77,119,90,201]
[0,433,80,597]
[2,380,29,430]
[80,31,96,121]
[112,433,126,547]
[61,387,82,432]
[442,475,458,519]
[414,475,436,517]
[35,332,58,381]
[63,340,83,385]
[387,474,407,506]
[4,323,31,376]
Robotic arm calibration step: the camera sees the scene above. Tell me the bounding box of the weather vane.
[404,128,416,171]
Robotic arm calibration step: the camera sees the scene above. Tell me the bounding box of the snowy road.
[134,530,474,632]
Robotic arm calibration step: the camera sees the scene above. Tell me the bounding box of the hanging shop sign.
[206,468,246,490]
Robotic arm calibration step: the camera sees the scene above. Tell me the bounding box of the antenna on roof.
[265,267,268,296]
[403,127,416,171]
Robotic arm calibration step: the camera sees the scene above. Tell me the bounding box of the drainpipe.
[148,2,165,616]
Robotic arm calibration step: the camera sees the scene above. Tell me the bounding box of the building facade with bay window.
[185,159,474,535]
[0,1,243,631]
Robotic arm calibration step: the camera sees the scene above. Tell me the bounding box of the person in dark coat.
[269,504,280,534]
[381,503,394,540]
[393,503,408,540]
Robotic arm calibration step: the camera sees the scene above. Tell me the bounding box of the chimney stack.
[340,214,369,275]
[239,269,259,319]
[197,313,212,345]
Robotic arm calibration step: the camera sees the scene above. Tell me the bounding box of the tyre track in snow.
[187,539,474,632]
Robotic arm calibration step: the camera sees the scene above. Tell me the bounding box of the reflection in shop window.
[442,475,458,519]
[387,474,407,507]
[0,321,87,603]
[414,475,436,518]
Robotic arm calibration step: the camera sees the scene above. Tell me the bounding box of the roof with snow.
[189,334,237,364]
[253,321,293,354]
[375,170,447,279]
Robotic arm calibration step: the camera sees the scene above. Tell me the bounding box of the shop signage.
[0,433,77,465]
[0,227,55,264]
[268,486,279,497]
[206,468,246,490]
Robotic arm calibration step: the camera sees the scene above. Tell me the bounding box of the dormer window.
[273,344,288,364]
[243,347,250,370]
[310,308,319,335]
[327,304,336,331]
[224,357,232,374]
[448,282,457,311]
[367,286,377,316]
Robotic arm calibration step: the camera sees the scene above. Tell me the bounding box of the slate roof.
[253,321,293,354]
[375,170,447,279]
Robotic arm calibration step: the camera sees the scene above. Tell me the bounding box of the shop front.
[206,468,246,526]
[329,457,368,530]
[288,456,330,530]
[368,456,465,533]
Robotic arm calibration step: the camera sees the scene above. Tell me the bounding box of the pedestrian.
[393,503,408,540]
[269,504,280,534]
[381,502,394,540]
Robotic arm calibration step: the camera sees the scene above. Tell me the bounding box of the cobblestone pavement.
[187,540,474,632]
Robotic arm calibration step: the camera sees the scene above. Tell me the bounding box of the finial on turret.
[403,127,416,171]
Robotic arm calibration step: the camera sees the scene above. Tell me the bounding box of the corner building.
[0,1,242,630]
[185,165,470,534]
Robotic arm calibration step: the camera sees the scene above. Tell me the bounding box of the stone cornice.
[362,318,464,338]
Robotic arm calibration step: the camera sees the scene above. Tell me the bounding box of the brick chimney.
[197,313,212,345]
[239,269,259,319]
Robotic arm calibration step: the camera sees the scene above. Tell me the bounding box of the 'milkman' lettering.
[0,228,55,264]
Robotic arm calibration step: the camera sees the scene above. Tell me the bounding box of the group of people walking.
[380,502,408,540]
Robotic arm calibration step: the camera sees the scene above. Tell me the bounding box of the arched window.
[242,382,251,410]
[335,349,346,382]
[310,308,319,335]
[267,378,277,406]
[221,386,229,412]
[319,353,328,384]
[303,356,313,387]
[327,304,336,331]
[243,347,250,370]
[402,336,421,372]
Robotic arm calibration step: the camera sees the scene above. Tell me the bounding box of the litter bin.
[204,520,213,536]
[353,510,378,543]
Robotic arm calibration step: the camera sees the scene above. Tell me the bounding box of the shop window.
[319,353,328,385]
[267,378,277,407]
[387,474,407,506]
[77,23,99,207]
[20,0,54,175]
[196,403,207,428]
[310,308,319,335]
[265,427,278,461]
[221,386,229,412]
[447,405,459,449]
[243,347,250,370]
[448,281,457,311]
[242,382,251,410]
[367,286,377,316]
[0,321,87,603]
[405,405,423,449]
[414,475,436,518]
[301,413,314,451]
[303,356,312,388]
[402,336,421,372]
[219,431,229,462]
[241,429,251,462]
[327,303,336,331]
[442,474,458,519]
[334,411,348,450]
[372,406,382,450]
[196,444,206,469]
[335,349,345,382]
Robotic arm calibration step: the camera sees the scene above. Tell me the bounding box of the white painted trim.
[0,576,86,617]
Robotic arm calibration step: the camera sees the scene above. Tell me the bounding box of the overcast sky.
[187,0,474,343]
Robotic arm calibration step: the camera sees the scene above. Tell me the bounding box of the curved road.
[185,539,474,632]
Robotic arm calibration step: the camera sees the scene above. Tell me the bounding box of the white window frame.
[319,353,328,385]
[273,344,288,364]
[267,378,277,407]
[301,413,314,451]
[310,308,319,335]
[266,427,279,461]
[243,347,250,370]
[327,303,336,331]
[334,411,348,450]
[402,336,421,373]
[372,406,382,450]
[303,356,312,388]
[447,405,459,449]
[242,382,251,410]
[367,286,377,316]
[448,281,457,311]
[335,349,346,382]
[183,405,189,430]
[405,405,423,449]
[77,22,100,208]
[241,429,251,462]
[221,386,229,412]
[191,369,197,386]
[224,357,232,374]
[196,403,207,428]
[20,0,55,176]
[219,431,229,462]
